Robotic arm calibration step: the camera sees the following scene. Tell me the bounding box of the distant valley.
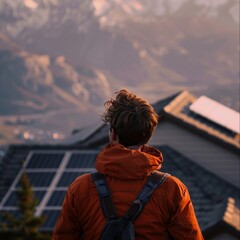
[0,0,239,146]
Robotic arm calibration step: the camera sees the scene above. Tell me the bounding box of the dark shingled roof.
[158,146,239,232]
[0,144,239,237]
[61,91,183,147]
[73,90,240,152]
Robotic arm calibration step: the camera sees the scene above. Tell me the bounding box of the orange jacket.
[53,144,204,239]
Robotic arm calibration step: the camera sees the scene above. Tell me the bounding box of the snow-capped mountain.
[0,0,94,38]
[93,0,239,27]
[0,0,239,138]
[0,0,238,39]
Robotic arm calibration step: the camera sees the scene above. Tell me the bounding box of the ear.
[109,128,119,144]
[112,128,118,140]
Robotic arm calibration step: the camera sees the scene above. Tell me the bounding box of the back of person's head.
[102,89,158,147]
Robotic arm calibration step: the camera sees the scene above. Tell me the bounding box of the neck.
[127,144,143,151]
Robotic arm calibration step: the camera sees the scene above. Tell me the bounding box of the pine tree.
[0,172,51,240]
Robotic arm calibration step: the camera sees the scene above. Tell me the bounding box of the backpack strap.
[124,171,169,221]
[91,172,118,220]
[91,171,169,222]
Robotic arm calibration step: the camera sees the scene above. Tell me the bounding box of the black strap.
[91,171,169,222]
[124,171,169,221]
[91,172,117,220]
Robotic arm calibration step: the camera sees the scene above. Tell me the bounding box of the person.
[53,89,204,240]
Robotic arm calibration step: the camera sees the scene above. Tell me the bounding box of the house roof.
[61,121,105,145]
[162,90,240,152]
[203,198,240,238]
[157,146,239,231]
[189,96,240,134]
[73,90,240,152]
[0,143,239,236]
[223,198,240,232]
[61,91,182,147]
[152,91,182,114]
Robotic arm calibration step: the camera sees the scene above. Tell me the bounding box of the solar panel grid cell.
[0,210,21,221]
[57,172,85,187]
[41,210,61,230]
[67,153,96,168]
[47,190,66,206]
[4,190,46,206]
[26,153,64,169]
[16,172,56,187]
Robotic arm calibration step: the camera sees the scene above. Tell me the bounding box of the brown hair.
[102,89,158,146]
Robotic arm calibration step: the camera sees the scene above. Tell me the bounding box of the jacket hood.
[95,144,163,180]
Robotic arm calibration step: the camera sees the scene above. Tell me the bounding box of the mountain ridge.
[0,47,111,115]
[0,0,239,145]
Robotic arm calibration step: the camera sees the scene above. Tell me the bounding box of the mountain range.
[0,0,239,142]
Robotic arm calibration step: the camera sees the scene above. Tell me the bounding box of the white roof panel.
[189,96,240,134]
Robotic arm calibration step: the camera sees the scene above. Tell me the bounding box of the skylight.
[189,96,240,134]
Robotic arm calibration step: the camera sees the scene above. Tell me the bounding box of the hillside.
[0,0,239,144]
[0,42,111,115]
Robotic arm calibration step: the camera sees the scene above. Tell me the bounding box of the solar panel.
[4,190,46,207]
[66,153,97,168]
[57,172,85,187]
[190,96,240,134]
[181,104,236,137]
[26,153,64,169]
[0,210,21,221]
[41,210,61,231]
[47,191,66,206]
[17,172,56,187]
[0,150,98,232]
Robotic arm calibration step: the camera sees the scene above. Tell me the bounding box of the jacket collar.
[95,144,163,180]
